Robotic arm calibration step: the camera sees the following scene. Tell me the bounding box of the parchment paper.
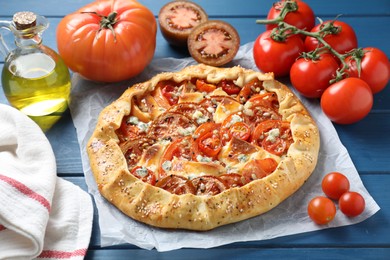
[68,42,380,252]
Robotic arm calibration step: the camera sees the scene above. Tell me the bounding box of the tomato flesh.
[158,1,208,47]
[188,20,240,66]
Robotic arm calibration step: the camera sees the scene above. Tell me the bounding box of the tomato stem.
[255,0,298,25]
[81,11,118,42]
[256,1,356,83]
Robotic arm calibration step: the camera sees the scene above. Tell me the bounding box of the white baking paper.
[69,42,380,252]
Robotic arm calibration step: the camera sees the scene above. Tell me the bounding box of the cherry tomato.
[305,21,357,54]
[161,82,181,105]
[237,78,263,102]
[158,1,208,47]
[253,30,305,77]
[320,78,373,124]
[344,47,390,94]
[321,172,350,200]
[290,53,339,98]
[218,80,241,95]
[266,0,315,32]
[339,191,365,217]
[229,122,251,142]
[251,120,293,156]
[188,20,240,67]
[56,0,156,82]
[307,196,337,225]
[197,131,222,158]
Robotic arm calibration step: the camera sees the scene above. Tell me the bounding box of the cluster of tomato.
[254,0,390,124]
[308,172,365,225]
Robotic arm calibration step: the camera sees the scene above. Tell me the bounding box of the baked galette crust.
[87,64,320,231]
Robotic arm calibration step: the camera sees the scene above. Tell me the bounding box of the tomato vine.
[256,0,360,83]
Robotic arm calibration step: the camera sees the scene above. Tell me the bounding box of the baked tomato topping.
[191,176,228,196]
[242,158,278,183]
[131,166,156,185]
[148,112,196,141]
[117,75,290,195]
[156,175,196,195]
[251,120,293,156]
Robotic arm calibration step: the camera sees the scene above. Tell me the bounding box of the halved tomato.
[188,20,240,66]
[251,120,292,156]
[158,1,208,47]
[218,79,241,95]
[237,78,263,102]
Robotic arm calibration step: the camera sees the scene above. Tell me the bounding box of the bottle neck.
[14,33,42,48]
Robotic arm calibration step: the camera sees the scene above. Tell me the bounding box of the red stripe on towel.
[0,174,51,212]
[38,249,88,259]
[0,224,6,231]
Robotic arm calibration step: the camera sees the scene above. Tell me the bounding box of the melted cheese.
[213,98,242,123]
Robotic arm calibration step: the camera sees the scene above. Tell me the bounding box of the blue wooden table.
[1,0,389,259]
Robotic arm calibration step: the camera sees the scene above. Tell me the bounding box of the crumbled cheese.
[237,154,248,163]
[127,116,139,125]
[193,110,209,124]
[126,116,150,132]
[162,160,172,172]
[196,155,213,162]
[135,166,148,177]
[227,114,243,127]
[206,106,215,113]
[266,128,280,143]
[178,125,196,136]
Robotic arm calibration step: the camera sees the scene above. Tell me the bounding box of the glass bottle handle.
[0,21,12,58]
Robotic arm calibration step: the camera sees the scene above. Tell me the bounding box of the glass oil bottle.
[0,11,71,131]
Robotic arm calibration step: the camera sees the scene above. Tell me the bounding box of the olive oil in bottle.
[1,11,71,131]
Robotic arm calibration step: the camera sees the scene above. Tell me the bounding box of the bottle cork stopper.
[13,11,37,30]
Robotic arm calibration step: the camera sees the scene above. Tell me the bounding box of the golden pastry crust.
[87,64,320,231]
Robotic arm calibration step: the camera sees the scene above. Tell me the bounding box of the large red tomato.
[344,47,390,94]
[56,0,157,82]
[253,30,305,77]
[290,53,339,98]
[304,21,357,54]
[320,78,373,124]
[266,0,315,32]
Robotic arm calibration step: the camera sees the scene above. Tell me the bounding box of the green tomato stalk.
[256,1,363,83]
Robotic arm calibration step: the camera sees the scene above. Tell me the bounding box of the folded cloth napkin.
[0,104,93,260]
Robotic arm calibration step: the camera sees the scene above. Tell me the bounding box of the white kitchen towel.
[0,103,93,259]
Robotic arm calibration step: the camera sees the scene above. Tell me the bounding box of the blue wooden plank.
[2,15,389,59]
[65,174,389,248]
[84,248,390,260]
[0,0,389,17]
